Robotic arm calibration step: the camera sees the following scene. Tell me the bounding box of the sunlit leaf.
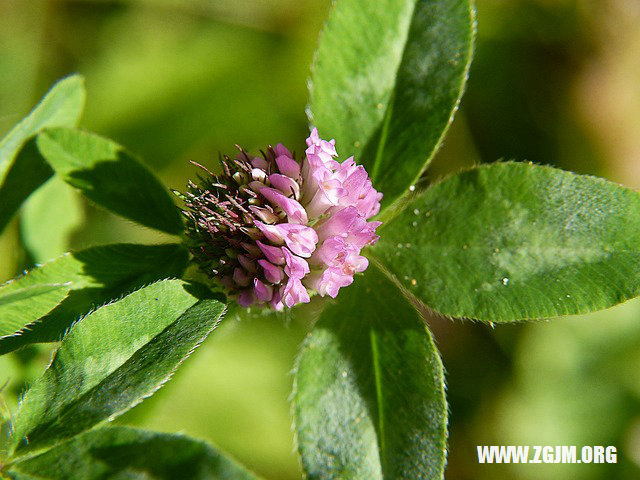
[0,75,85,185]
[36,127,183,235]
[8,280,226,455]
[310,0,475,207]
[0,284,70,339]
[0,243,189,354]
[0,75,85,233]
[293,265,447,479]
[373,162,640,322]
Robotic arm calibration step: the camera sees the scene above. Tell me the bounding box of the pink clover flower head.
[179,127,382,309]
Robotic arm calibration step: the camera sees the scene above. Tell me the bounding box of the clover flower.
[179,129,382,310]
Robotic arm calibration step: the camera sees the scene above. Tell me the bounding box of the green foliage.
[373,162,640,322]
[19,176,84,264]
[36,127,183,235]
[0,243,189,354]
[4,426,259,480]
[0,75,85,234]
[0,140,53,235]
[310,0,475,207]
[2,2,640,479]
[293,266,446,479]
[0,75,85,185]
[7,279,225,455]
[0,284,70,339]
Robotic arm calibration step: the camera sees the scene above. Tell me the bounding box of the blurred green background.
[1,0,640,478]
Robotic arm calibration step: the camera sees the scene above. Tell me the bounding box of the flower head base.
[179,129,382,310]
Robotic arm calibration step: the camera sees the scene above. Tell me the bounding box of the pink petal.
[309,236,346,266]
[275,223,318,258]
[334,157,358,182]
[237,289,256,307]
[301,156,327,200]
[269,173,300,199]
[282,247,310,279]
[258,259,285,284]
[351,182,383,218]
[346,220,382,248]
[306,128,338,157]
[237,254,257,273]
[314,206,359,241]
[306,128,321,147]
[342,166,368,199]
[306,145,339,169]
[282,277,310,307]
[249,205,279,224]
[275,143,292,158]
[276,155,301,178]
[305,176,347,219]
[250,157,269,170]
[256,239,286,265]
[269,287,285,311]
[358,188,383,219]
[254,278,274,302]
[259,187,308,224]
[254,220,285,245]
[312,267,354,298]
[352,254,369,273]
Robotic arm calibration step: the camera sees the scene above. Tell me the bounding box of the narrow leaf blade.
[0,75,85,233]
[373,162,640,321]
[0,75,85,185]
[6,426,258,480]
[293,265,447,479]
[0,243,189,354]
[9,279,226,454]
[36,127,183,234]
[310,0,475,207]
